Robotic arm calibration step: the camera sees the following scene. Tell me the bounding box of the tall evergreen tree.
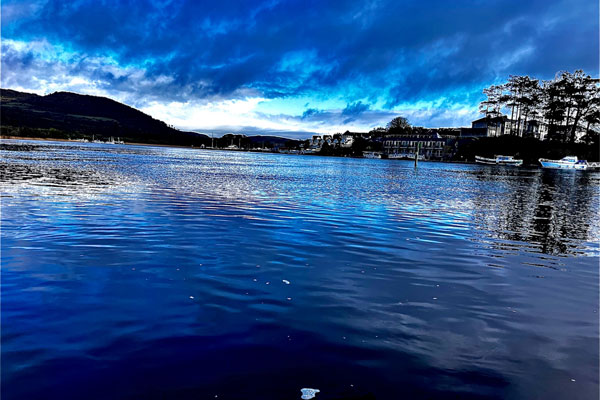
[479,84,503,117]
[480,69,598,142]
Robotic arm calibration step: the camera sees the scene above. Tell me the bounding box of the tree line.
[480,70,599,143]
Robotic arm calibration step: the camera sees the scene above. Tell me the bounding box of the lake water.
[1,139,598,400]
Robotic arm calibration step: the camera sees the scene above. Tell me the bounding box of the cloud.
[301,108,322,119]
[342,101,369,116]
[1,0,597,135]
[342,101,370,123]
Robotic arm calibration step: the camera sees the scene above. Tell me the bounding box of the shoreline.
[0,135,200,150]
[2,135,596,169]
[0,135,463,161]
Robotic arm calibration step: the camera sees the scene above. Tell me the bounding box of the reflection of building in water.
[471,170,598,256]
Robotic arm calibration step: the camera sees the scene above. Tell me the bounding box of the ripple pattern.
[1,139,599,400]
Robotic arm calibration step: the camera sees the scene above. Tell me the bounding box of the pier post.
[414,142,420,168]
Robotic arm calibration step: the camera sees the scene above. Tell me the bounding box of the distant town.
[206,70,600,165]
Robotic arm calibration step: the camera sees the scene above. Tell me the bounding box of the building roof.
[384,135,444,141]
[472,115,508,124]
[384,132,443,140]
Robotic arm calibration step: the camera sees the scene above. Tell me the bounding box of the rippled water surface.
[2,140,599,399]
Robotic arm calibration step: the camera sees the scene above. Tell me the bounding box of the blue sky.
[1,0,598,138]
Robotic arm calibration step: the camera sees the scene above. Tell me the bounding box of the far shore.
[0,134,463,162]
[0,135,201,150]
[3,135,598,169]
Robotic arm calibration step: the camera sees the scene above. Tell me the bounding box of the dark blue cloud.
[301,108,322,119]
[1,0,598,130]
[342,102,369,116]
[342,101,370,123]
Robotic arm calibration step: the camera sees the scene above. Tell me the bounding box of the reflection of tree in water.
[532,171,599,255]
[472,168,599,256]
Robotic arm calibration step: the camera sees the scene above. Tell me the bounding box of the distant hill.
[246,135,301,147]
[211,133,302,149]
[0,89,209,146]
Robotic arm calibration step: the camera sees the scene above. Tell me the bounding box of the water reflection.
[1,140,598,400]
[470,166,598,256]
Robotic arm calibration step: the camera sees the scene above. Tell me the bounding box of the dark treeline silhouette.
[480,70,599,143]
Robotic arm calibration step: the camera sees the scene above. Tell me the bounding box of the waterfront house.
[341,133,355,148]
[471,115,550,140]
[304,135,323,153]
[458,127,488,138]
[472,115,508,137]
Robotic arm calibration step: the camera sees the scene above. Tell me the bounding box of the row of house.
[303,130,457,159]
[382,115,553,159]
[298,114,590,159]
[303,133,355,153]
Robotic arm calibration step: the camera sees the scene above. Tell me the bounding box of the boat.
[475,155,523,166]
[587,162,600,170]
[362,151,382,159]
[388,153,424,161]
[539,156,588,170]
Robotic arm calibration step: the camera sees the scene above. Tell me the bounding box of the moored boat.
[388,153,424,160]
[362,151,382,159]
[539,156,588,170]
[587,162,600,170]
[475,155,523,166]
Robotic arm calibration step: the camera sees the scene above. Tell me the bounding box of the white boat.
[539,156,588,170]
[475,155,523,166]
[587,162,600,170]
[363,151,382,159]
[389,153,424,161]
[91,135,103,144]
